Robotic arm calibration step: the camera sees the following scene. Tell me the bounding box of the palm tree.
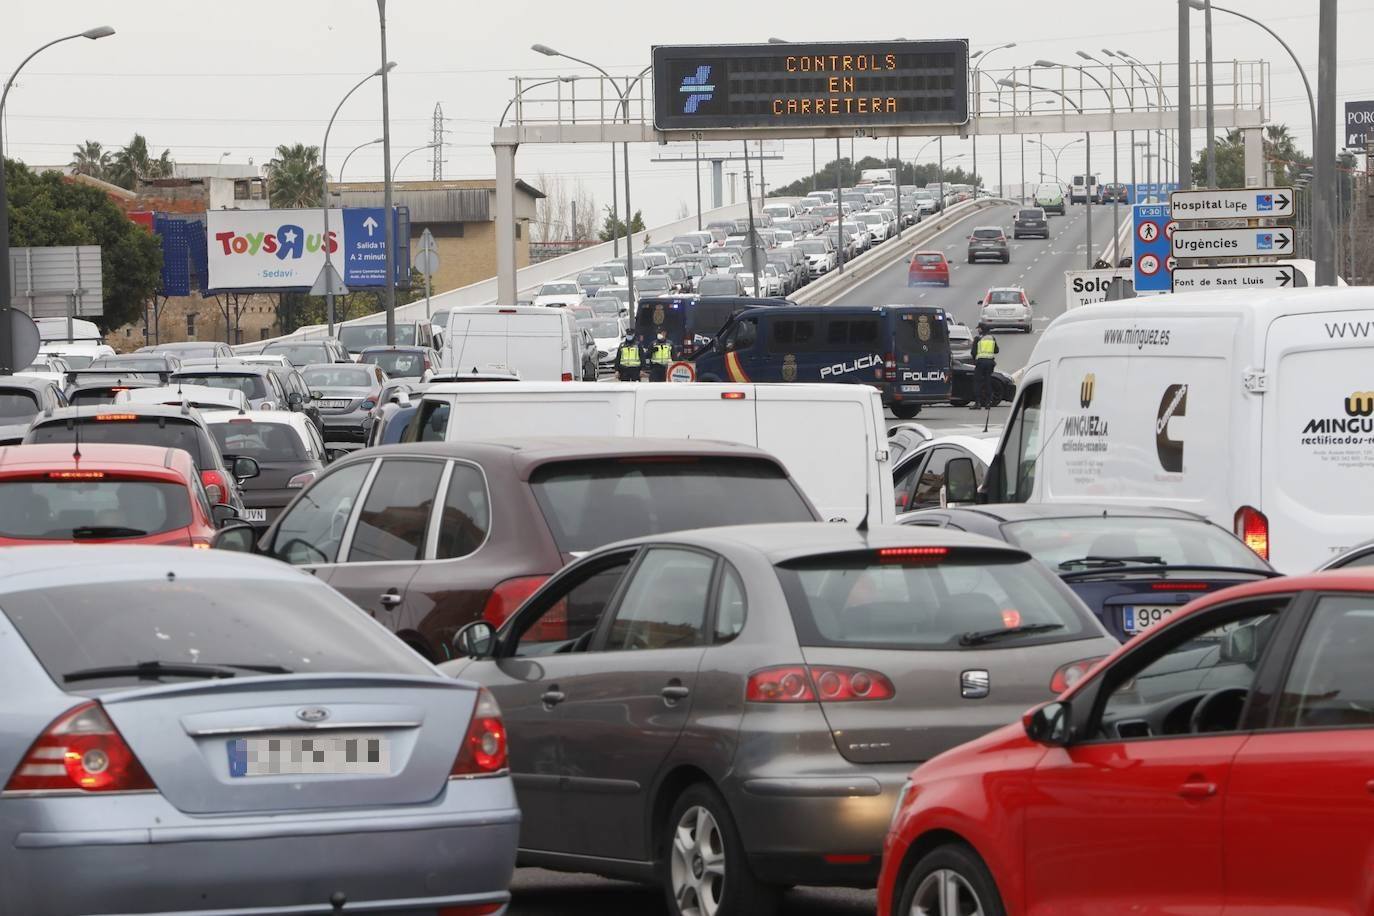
[70,140,111,180]
[109,134,175,189]
[264,143,325,209]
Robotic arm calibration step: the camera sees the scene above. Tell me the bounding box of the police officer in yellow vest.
[971,331,999,409]
[615,331,645,382]
[648,330,676,383]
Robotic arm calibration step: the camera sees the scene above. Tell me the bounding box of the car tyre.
[950,398,970,408]
[1002,255,1010,263]
[896,843,1006,916]
[891,404,921,420]
[663,783,778,916]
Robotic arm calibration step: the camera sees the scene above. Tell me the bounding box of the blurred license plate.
[243,508,267,522]
[901,385,923,393]
[227,733,389,777]
[318,399,350,409]
[1123,605,1177,635]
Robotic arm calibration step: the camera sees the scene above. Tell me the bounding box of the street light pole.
[1178,0,1192,191]
[339,138,384,183]
[969,43,1017,202]
[392,142,440,180]
[1203,0,1217,187]
[377,0,397,346]
[0,25,115,375]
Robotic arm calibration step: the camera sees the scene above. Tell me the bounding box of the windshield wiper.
[959,623,1064,647]
[70,526,148,540]
[1057,555,1166,570]
[62,660,293,684]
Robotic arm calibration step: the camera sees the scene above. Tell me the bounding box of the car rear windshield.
[529,457,815,553]
[1001,517,1269,572]
[54,355,94,369]
[263,344,330,366]
[211,420,307,460]
[540,283,579,296]
[365,351,427,378]
[893,310,950,352]
[303,366,374,388]
[0,391,39,423]
[28,418,212,468]
[1018,210,1043,220]
[173,373,268,399]
[698,277,740,295]
[915,254,944,265]
[1,578,434,691]
[91,358,168,372]
[69,387,133,406]
[0,479,191,540]
[339,325,417,349]
[972,229,1003,240]
[987,290,1024,304]
[776,549,1092,650]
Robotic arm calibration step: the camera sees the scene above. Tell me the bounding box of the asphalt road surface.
[507,869,876,915]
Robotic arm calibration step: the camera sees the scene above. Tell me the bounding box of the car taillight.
[877,546,948,563]
[1152,582,1209,591]
[361,399,377,411]
[4,701,155,794]
[561,372,574,381]
[1234,506,1269,561]
[287,470,317,488]
[449,689,507,778]
[201,469,230,505]
[746,665,894,703]
[1050,657,1105,693]
[481,575,549,627]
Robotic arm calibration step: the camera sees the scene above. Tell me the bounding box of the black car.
[205,413,327,529]
[900,503,1276,641]
[1012,207,1050,240]
[948,361,1015,407]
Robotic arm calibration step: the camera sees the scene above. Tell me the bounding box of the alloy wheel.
[670,805,726,916]
[910,868,984,916]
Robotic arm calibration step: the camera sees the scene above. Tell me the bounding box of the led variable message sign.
[652,40,969,131]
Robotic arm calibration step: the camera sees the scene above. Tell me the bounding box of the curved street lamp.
[969,42,1016,198]
[339,137,384,183]
[499,75,577,127]
[392,141,440,181]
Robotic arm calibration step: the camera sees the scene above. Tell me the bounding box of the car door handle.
[541,689,565,707]
[1177,781,1218,799]
[661,685,691,702]
[379,589,403,608]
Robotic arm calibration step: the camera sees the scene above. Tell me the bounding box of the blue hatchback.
[899,503,1277,641]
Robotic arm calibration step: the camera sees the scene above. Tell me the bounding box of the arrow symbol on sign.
[1275,233,1291,250]
[1274,194,1290,209]
[362,216,379,236]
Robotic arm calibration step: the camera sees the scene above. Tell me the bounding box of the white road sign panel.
[1172,226,1294,258]
[1170,187,1294,219]
[1171,263,1299,293]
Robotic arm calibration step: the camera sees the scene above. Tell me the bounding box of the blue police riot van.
[635,295,792,355]
[692,304,953,418]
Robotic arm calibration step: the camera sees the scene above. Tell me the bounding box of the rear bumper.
[2,783,520,915]
[320,414,370,443]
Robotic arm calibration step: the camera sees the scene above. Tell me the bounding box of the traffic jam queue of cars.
[5,259,1374,914]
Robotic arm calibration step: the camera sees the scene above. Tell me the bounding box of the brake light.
[287,470,317,488]
[1050,657,1105,694]
[229,417,253,424]
[1152,582,1209,591]
[201,469,230,505]
[561,372,574,381]
[4,702,155,794]
[49,470,104,479]
[481,575,549,627]
[877,546,948,563]
[721,391,746,400]
[498,308,518,314]
[95,413,138,421]
[746,665,894,702]
[450,688,507,778]
[1235,506,1269,561]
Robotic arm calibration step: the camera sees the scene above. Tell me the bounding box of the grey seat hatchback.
[442,522,1117,916]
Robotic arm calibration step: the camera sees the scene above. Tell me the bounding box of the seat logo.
[1080,373,1096,409]
[1156,383,1188,473]
[678,65,715,114]
[296,707,330,723]
[961,670,990,699]
[1345,391,1374,417]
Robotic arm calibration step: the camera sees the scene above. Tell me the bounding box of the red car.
[879,571,1374,915]
[0,443,222,547]
[908,250,950,287]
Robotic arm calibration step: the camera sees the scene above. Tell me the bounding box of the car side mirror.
[326,446,351,463]
[452,620,496,659]
[212,519,259,552]
[1024,700,1071,746]
[210,503,240,528]
[944,457,978,505]
[1219,624,1259,665]
[287,391,304,408]
[232,456,260,481]
[310,390,323,401]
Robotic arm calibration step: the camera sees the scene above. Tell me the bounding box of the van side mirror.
[944,457,978,505]
[453,620,496,659]
[1024,701,1071,746]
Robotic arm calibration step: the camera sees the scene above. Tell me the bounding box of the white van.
[763,203,796,221]
[976,287,1374,572]
[441,305,578,382]
[409,381,895,524]
[1069,174,1099,205]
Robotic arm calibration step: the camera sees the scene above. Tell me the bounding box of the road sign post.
[414,228,439,321]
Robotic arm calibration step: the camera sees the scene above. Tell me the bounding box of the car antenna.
[72,399,81,461]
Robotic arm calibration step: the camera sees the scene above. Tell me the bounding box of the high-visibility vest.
[619,344,641,367]
[652,343,674,365]
[976,336,998,359]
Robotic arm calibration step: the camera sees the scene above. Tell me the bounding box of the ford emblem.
[296,707,330,723]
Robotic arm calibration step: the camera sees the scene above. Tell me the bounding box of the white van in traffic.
[409,381,895,524]
[978,287,1374,572]
[441,305,578,382]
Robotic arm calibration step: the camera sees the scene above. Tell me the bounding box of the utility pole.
[432,102,445,179]
[1314,0,1337,285]
[1178,0,1192,190]
[835,139,845,274]
[1204,1,1217,187]
[377,0,397,346]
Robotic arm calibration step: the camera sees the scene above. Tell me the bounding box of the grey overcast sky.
[5,1,1373,227]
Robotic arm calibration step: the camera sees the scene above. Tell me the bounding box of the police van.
[634,295,791,355]
[691,305,953,419]
[971,287,1374,572]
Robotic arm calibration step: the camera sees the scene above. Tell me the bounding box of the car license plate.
[901,385,923,393]
[227,733,389,777]
[1123,605,1178,635]
[317,399,351,409]
[243,508,267,522]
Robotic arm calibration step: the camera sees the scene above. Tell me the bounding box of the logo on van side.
[1156,384,1188,473]
[1080,373,1096,409]
[1345,392,1374,417]
[782,354,798,382]
[819,353,882,379]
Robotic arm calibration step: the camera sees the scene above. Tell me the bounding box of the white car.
[892,434,999,512]
[38,341,115,370]
[532,282,584,308]
[856,213,889,244]
[947,319,973,362]
[583,316,628,374]
[760,264,786,297]
[977,287,1034,333]
[16,355,72,387]
[115,384,251,413]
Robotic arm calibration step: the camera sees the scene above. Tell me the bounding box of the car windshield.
[0,479,192,540]
[263,344,330,366]
[339,325,416,349]
[638,277,670,290]
[172,373,267,399]
[797,241,827,254]
[987,290,1024,304]
[49,354,93,369]
[540,283,579,296]
[28,418,211,468]
[775,549,1090,650]
[529,457,814,553]
[915,254,944,265]
[0,578,434,691]
[972,229,1003,240]
[0,390,40,423]
[156,345,219,359]
[302,366,374,389]
[1001,516,1270,571]
[578,273,609,284]
[365,351,427,378]
[588,320,621,338]
[91,358,168,372]
[588,300,621,316]
[698,277,739,294]
[210,420,307,460]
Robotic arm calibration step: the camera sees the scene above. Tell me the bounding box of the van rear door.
[1264,309,1374,571]
[447,312,565,380]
